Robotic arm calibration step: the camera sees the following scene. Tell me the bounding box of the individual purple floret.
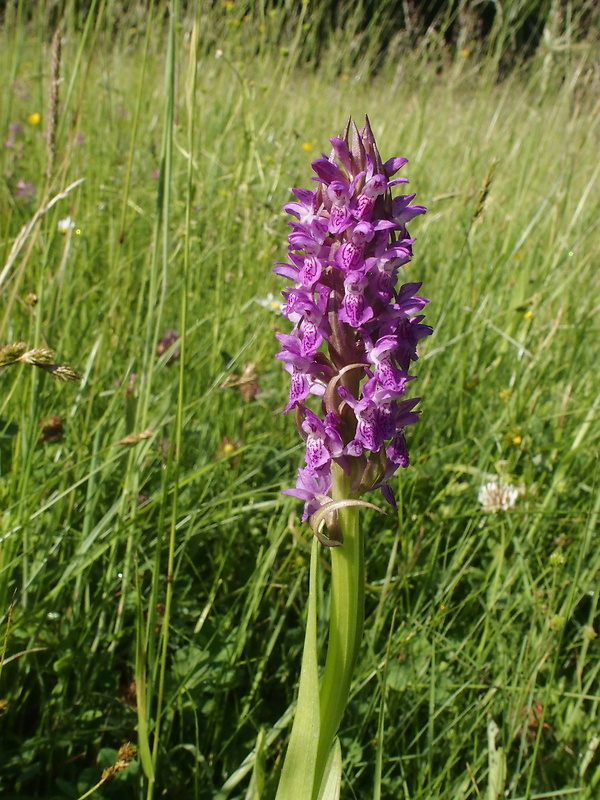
[276,117,432,525]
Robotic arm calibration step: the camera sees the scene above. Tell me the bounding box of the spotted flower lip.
[276,116,432,523]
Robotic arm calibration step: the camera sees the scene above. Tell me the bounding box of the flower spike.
[276,117,432,524]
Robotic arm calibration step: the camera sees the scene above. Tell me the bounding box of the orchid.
[274,117,432,800]
[276,116,432,531]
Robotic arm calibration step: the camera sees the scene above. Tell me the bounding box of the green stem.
[274,538,321,800]
[313,463,365,798]
[275,464,365,800]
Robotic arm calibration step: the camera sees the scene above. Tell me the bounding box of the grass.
[0,2,599,798]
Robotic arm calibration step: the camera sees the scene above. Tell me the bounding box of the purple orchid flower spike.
[274,118,433,800]
[275,116,432,530]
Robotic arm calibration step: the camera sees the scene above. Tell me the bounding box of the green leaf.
[316,739,342,800]
[244,728,266,800]
[487,718,506,800]
[275,537,321,800]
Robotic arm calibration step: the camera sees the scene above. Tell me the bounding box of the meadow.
[0,1,599,798]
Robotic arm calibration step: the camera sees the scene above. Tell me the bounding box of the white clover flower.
[57,216,75,233]
[478,480,519,513]
[255,292,284,314]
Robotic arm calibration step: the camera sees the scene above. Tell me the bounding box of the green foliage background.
[0,1,598,798]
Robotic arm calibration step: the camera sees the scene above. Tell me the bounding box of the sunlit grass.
[0,3,598,799]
